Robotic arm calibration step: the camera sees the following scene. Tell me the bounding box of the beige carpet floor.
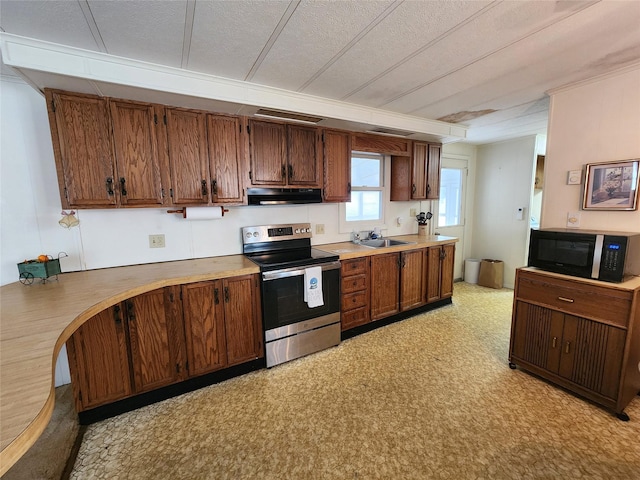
[70,283,640,479]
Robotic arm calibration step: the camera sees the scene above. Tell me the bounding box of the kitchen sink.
[357,239,416,248]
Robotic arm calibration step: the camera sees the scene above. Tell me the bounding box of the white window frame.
[339,152,388,233]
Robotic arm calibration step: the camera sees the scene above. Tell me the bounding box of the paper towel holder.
[167,206,229,218]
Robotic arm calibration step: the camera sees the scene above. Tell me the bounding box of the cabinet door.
[66,306,132,411]
[46,90,117,208]
[323,129,352,202]
[207,114,244,204]
[440,244,455,298]
[287,125,321,187]
[426,144,441,199]
[110,100,165,206]
[511,301,564,370]
[425,247,442,303]
[166,108,210,205]
[400,249,425,311]
[223,275,263,366]
[249,120,286,185]
[127,287,186,393]
[412,142,428,200]
[182,281,228,377]
[370,253,400,320]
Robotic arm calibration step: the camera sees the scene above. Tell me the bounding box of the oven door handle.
[262,261,341,281]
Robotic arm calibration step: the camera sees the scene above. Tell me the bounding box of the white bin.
[464,259,481,284]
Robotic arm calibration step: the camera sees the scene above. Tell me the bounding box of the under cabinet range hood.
[247,188,322,205]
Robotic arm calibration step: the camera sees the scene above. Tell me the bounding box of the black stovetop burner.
[245,246,338,271]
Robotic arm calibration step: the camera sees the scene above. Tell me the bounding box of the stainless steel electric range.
[242,223,341,367]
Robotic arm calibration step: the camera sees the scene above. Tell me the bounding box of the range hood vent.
[247,188,323,205]
[365,127,414,137]
[254,109,324,124]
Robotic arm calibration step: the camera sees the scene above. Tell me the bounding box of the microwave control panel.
[599,236,627,281]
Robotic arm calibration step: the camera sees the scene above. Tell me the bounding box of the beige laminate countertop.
[0,234,458,474]
[0,255,258,475]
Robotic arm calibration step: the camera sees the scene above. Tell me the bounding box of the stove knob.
[253,232,259,238]
[295,228,300,234]
[305,228,311,233]
[245,232,252,239]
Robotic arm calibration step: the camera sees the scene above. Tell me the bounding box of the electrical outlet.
[409,208,417,218]
[149,234,165,248]
[316,224,325,235]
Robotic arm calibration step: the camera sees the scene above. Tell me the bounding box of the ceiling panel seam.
[244,0,301,82]
[380,0,599,111]
[339,0,500,102]
[297,0,404,92]
[78,0,107,53]
[181,0,197,69]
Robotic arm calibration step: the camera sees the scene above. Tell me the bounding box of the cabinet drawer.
[517,273,631,327]
[342,257,368,276]
[342,274,367,294]
[342,306,370,330]
[342,291,368,311]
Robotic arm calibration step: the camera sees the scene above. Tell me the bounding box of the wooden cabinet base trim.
[77,358,265,424]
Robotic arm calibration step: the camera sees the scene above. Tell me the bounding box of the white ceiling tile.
[0,0,98,50]
[187,0,291,80]
[87,0,186,68]
[300,0,491,100]
[249,0,396,91]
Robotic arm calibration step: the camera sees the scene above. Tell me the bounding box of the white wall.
[542,65,640,231]
[471,135,544,288]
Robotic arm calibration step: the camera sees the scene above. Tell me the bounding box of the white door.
[434,157,468,280]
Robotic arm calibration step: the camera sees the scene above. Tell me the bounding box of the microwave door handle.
[592,234,604,279]
[262,261,341,281]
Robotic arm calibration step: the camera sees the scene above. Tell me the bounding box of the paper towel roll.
[164,207,226,220]
[184,207,224,220]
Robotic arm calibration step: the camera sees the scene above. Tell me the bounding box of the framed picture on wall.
[582,159,639,210]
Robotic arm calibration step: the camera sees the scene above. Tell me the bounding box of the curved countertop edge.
[0,255,259,475]
[0,236,458,474]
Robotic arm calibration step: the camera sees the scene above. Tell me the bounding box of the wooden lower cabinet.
[67,274,262,412]
[341,257,370,330]
[66,306,132,412]
[400,249,425,311]
[509,268,640,419]
[370,253,400,321]
[425,244,454,303]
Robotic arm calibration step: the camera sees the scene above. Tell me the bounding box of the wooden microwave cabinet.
[509,268,640,420]
[66,274,263,413]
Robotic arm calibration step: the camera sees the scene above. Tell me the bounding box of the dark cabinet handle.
[347,182,351,194]
[126,301,135,321]
[224,286,230,303]
[427,184,431,195]
[120,177,127,196]
[211,179,218,196]
[288,164,294,180]
[106,177,114,195]
[412,184,416,194]
[440,249,446,260]
[281,165,287,179]
[201,179,208,196]
[114,305,122,325]
[214,288,220,305]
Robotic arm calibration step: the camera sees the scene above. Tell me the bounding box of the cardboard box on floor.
[478,259,504,289]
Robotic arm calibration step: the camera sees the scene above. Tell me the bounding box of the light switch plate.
[566,211,581,228]
[567,170,582,185]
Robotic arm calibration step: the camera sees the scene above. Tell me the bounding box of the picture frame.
[582,159,639,211]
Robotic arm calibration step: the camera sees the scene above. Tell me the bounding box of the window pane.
[351,157,381,187]
[438,168,462,227]
[346,191,382,221]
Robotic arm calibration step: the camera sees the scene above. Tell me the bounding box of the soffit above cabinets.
[1,0,639,145]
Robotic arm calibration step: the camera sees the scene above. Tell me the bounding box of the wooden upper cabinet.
[427,143,441,199]
[165,108,210,205]
[126,286,187,393]
[66,305,132,411]
[45,89,117,208]
[352,133,411,156]
[412,142,428,200]
[248,119,287,186]
[182,281,228,377]
[207,114,245,204]
[323,129,352,202]
[109,99,165,206]
[286,124,322,187]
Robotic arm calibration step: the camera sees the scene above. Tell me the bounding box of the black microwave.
[528,228,640,282]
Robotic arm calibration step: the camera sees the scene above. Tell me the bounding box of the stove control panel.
[242,223,312,244]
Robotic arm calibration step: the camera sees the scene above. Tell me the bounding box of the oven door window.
[262,268,340,331]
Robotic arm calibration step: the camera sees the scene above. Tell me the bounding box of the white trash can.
[464,259,481,284]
